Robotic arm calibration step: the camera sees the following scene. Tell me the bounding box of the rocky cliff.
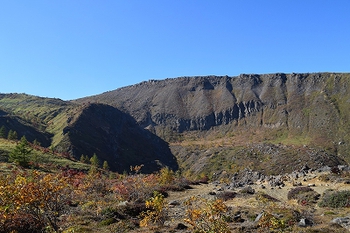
[78,74,348,142]
[75,73,350,172]
[77,74,340,129]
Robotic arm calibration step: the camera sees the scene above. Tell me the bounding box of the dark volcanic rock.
[231,169,265,187]
[74,73,350,167]
[2,73,350,174]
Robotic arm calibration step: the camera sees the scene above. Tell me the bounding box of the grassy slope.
[0,94,81,147]
[0,138,90,171]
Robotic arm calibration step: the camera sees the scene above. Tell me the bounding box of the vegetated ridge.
[0,94,177,173]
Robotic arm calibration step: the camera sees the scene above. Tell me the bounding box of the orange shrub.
[113,173,160,202]
[0,170,73,232]
[184,196,231,233]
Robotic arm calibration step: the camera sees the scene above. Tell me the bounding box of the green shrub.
[9,136,32,167]
[319,190,350,208]
[98,218,117,226]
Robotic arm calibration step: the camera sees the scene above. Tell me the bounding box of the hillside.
[75,73,350,175]
[59,103,178,173]
[0,94,177,173]
[1,73,350,175]
[76,73,350,142]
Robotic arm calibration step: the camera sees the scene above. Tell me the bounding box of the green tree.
[9,136,32,167]
[7,129,17,140]
[7,129,12,139]
[103,160,110,170]
[89,153,100,175]
[13,131,18,140]
[33,139,41,147]
[0,126,6,138]
[90,153,100,168]
[80,154,90,164]
[7,129,18,140]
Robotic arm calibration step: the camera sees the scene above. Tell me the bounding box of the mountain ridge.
[75,73,349,139]
[1,72,350,174]
[74,72,350,175]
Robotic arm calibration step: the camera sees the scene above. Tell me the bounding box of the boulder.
[331,217,350,230]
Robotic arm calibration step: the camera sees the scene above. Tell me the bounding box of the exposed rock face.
[77,75,267,131]
[231,169,265,187]
[76,73,346,132]
[76,73,350,163]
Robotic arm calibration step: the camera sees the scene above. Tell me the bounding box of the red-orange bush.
[113,173,160,202]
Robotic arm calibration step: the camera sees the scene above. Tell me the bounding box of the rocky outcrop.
[76,72,350,163]
[231,169,265,188]
[75,73,347,133]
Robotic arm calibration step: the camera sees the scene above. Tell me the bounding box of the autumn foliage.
[0,170,72,232]
[184,196,231,233]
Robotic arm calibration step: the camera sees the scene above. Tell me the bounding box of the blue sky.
[1,1,349,100]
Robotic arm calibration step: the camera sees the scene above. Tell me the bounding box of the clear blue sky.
[1,1,349,100]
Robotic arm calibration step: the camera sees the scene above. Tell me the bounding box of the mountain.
[0,94,178,173]
[1,73,350,175]
[75,73,350,175]
[76,73,348,135]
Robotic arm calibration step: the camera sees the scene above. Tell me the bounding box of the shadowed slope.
[58,103,178,173]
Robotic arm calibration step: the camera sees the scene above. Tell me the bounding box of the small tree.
[7,129,18,140]
[33,139,41,147]
[89,153,100,174]
[6,129,12,140]
[158,167,175,185]
[0,126,6,138]
[80,154,90,164]
[90,153,100,168]
[103,160,110,171]
[9,136,32,167]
